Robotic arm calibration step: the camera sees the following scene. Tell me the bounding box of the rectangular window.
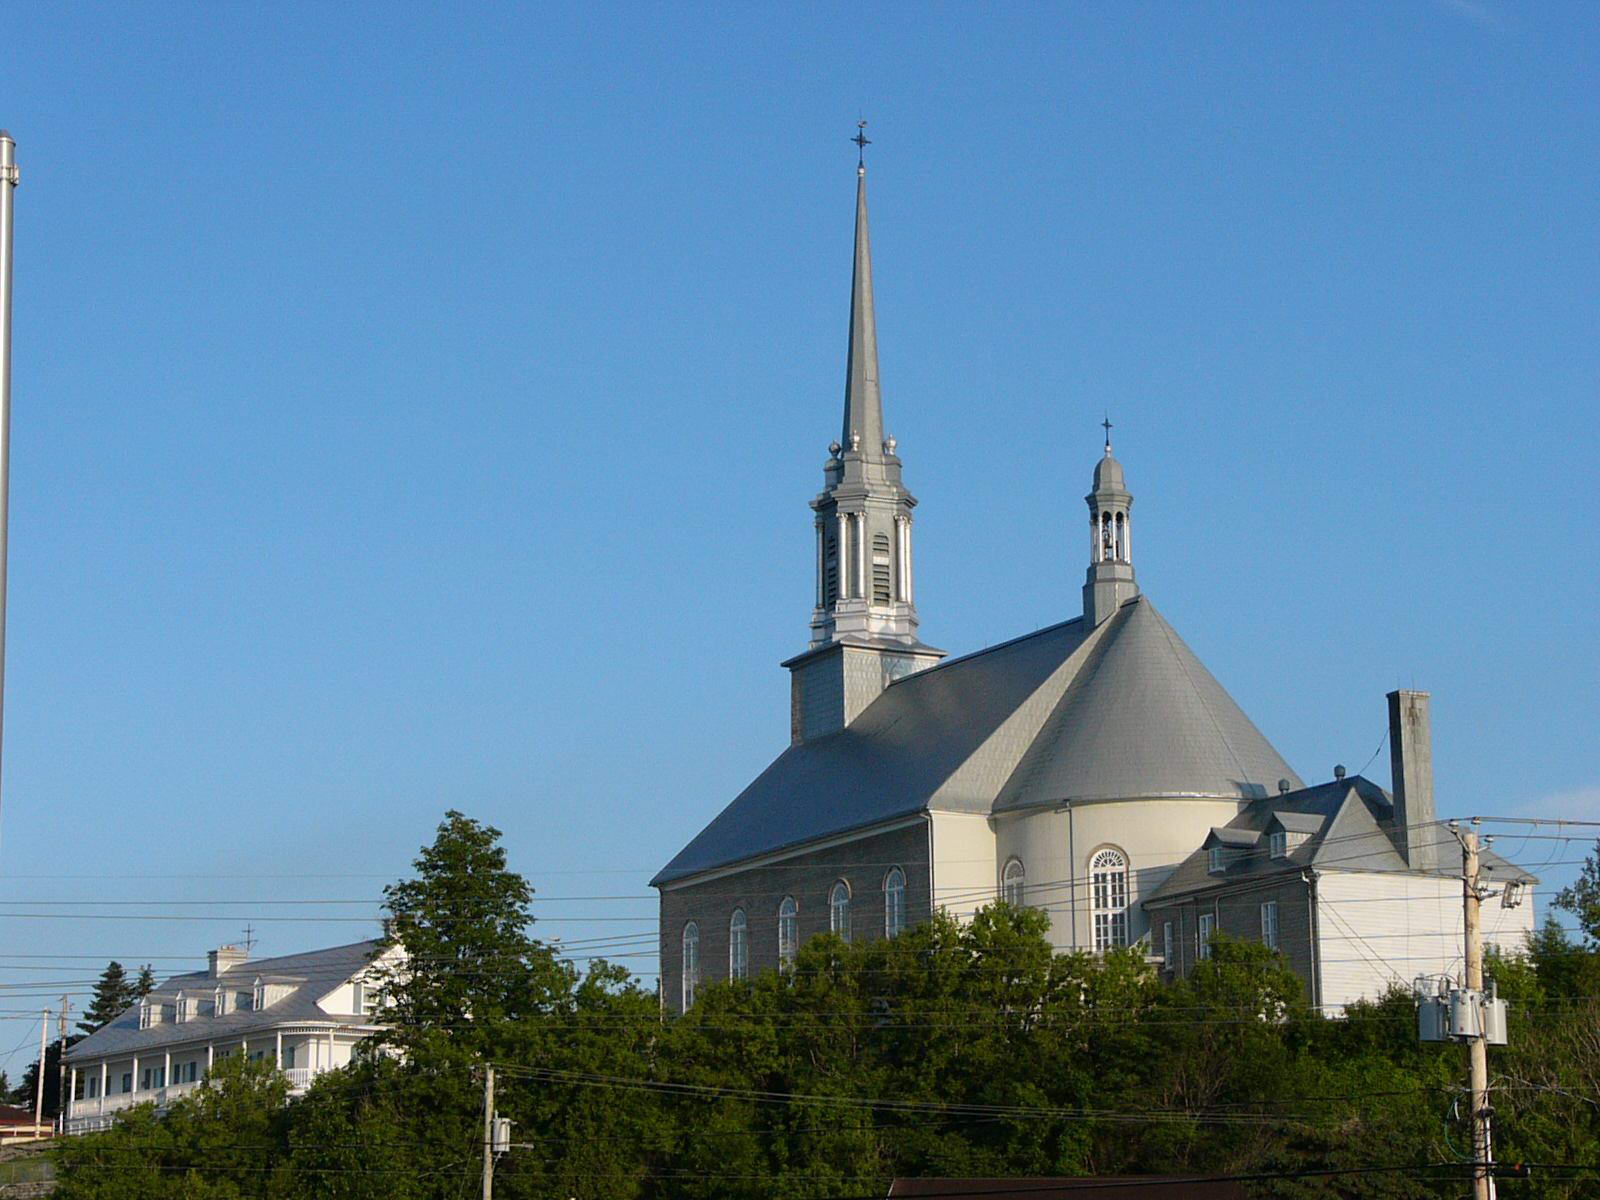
[1270,831,1287,859]
[1208,846,1225,874]
[121,1073,132,1094]
[1162,920,1174,967]
[1261,900,1279,950]
[1197,912,1214,959]
[284,1045,296,1070]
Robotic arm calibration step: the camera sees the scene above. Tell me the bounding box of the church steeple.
[841,152,884,458]
[1083,422,1138,627]
[807,135,926,650]
[784,131,944,744]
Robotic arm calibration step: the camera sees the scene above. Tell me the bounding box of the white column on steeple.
[815,519,825,608]
[1122,513,1131,562]
[838,511,852,598]
[855,512,867,603]
[903,517,914,604]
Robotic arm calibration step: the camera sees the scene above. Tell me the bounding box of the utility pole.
[1460,822,1495,1200]
[0,130,18,827]
[55,996,69,1131]
[31,1008,46,1134]
[481,1065,495,1200]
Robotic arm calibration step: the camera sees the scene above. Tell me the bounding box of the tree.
[81,961,136,1034]
[134,965,156,999]
[376,810,572,1054]
[52,1053,290,1199]
[1554,840,1600,945]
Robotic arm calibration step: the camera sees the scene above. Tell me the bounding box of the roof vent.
[1278,778,1291,794]
[1333,764,1347,780]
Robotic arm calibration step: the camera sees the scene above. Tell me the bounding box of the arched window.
[1090,847,1129,952]
[829,880,852,942]
[729,909,748,981]
[1002,858,1026,907]
[883,867,906,938]
[778,897,799,968]
[681,922,700,1009]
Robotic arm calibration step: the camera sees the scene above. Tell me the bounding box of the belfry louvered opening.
[872,533,892,604]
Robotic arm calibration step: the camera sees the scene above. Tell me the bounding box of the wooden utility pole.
[55,996,69,1131]
[481,1066,495,1200]
[1461,824,1495,1200]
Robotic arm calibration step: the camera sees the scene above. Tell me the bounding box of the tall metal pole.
[0,131,17,825]
[480,1065,495,1200]
[32,1008,46,1134]
[1461,824,1496,1200]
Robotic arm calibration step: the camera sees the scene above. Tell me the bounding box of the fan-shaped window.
[1002,858,1026,907]
[777,896,799,968]
[681,922,700,1009]
[883,868,906,938]
[728,909,748,981]
[829,881,852,942]
[872,533,892,604]
[1090,847,1129,952]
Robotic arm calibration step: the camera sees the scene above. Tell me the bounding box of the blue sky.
[0,1,1594,1070]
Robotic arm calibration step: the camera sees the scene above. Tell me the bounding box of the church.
[651,151,1533,1013]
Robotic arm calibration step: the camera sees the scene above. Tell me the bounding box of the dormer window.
[138,1000,154,1029]
[214,987,230,1017]
[1208,846,1226,874]
[175,992,192,1023]
[1270,831,1288,859]
[252,978,266,1012]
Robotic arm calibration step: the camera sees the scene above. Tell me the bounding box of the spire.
[842,125,884,457]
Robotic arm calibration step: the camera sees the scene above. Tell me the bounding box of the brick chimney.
[208,945,248,978]
[1387,689,1436,870]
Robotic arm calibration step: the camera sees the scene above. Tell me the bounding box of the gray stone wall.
[658,821,931,1014]
[1146,874,1316,1001]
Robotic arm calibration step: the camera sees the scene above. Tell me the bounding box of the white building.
[63,939,398,1134]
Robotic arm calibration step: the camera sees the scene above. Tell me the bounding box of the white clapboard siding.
[1314,870,1534,1011]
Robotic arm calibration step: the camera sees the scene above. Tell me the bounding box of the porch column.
[98,1063,106,1115]
[206,1044,214,1073]
[163,1051,171,1096]
[131,1055,138,1093]
[68,1068,77,1118]
[327,1029,334,1069]
[275,1030,282,1066]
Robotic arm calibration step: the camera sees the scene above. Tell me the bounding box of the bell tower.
[1083,421,1138,628]
[784,128,944,743]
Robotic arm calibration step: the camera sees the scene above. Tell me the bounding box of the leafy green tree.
[81,961,137,1034]
[52,1054,289,1199]
[376,810,572,1055]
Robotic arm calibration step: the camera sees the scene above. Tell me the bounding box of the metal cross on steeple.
[852,120,870,167]
[1102,416,1114,454]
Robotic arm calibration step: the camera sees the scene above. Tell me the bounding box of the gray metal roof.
[65,940,382,1063]
[654,595,1301,886]
[1143,778,1537,905]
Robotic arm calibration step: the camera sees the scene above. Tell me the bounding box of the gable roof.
[654,596,1301,886]
[1144,777,1537,905]
[65,940,383,1063]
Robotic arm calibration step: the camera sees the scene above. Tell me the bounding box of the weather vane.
[852,120,870,167]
